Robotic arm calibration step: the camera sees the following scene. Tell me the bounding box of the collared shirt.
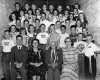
[17,45,22,50]
[82,42,100,57]
[2,39,15,52]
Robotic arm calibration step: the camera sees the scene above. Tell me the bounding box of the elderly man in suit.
[45,42,63,80]
[11,35,28,80]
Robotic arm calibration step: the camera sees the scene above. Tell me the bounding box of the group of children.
[1,1,100,80]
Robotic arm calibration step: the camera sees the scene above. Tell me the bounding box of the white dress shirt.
[82,42,100,57]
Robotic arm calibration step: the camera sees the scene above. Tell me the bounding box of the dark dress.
[27,48,47,80]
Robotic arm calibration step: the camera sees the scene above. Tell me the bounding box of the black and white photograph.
[0,0,100,80]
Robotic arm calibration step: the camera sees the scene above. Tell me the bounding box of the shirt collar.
[17,45,22,49]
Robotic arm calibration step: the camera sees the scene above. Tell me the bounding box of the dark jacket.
[45,48,63,70]
[11,45,28,66]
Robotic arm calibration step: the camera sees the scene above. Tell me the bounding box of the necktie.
[52,50,56,63]
[19,46,21,50]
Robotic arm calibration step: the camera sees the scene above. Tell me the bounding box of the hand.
[46,46,49,50]
[15,62,23,68]
[30,62,35,65]
[35,62,43,67]
[30,62,42,67]
[52,63,57,68]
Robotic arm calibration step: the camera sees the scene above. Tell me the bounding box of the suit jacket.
[45,48,63,70]
[11,45,28,66]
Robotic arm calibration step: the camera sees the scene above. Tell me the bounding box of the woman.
[76,20,83,34]
[9,12,16,26]
[69,13,76,27]
[61,37,79,80]
[78,13,88,27]
[27,39,47,80]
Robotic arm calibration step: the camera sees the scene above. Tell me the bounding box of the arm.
[58,49,63,66]
[11,47,15,67]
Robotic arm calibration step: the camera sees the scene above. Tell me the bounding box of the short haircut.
[41,12,46,16]
[16,35,23,39]
[40,24,46,28]
[35,18,40,22]
[87,34,93,39]
[29,24,34,27]
[70,25,76,29]
[32,39,40,44]
[60,25,66,30]
[56,21,61,24]
[20,28,26,35]
[24,19,29,23]
[77,33,83,37]
[14,2,21,7]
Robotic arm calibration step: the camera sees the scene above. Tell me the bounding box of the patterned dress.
[61,47,79,80]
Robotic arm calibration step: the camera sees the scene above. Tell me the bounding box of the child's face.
[36,10,40,15]
[70,14,73,19]
[87,36,92,42]
[49,5,54,10]
[59,14,63,19]
[54,10,58,16]
[25,4,29,10]
[83,29,87,34]
[41,14,46,20]
[75,4,79,9]
[71,27,76,34]
[12,14,16,20]
[20,10,24,16]
[4,32,10,39]
[78,34,83,41]
[65,20,69,26]
[15,4,20,10]
[11,26,16,32]
[61,27,66,34]
[28,10,32,15]
[42,5,47,10]
[41,25,45,32]
[57,6,62,11]
[74,9,78,14]
[25,13,29,19]
[29,26,34,33]
[77,21,81,27]
[56,22,61,28]
[32,4,36,10]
